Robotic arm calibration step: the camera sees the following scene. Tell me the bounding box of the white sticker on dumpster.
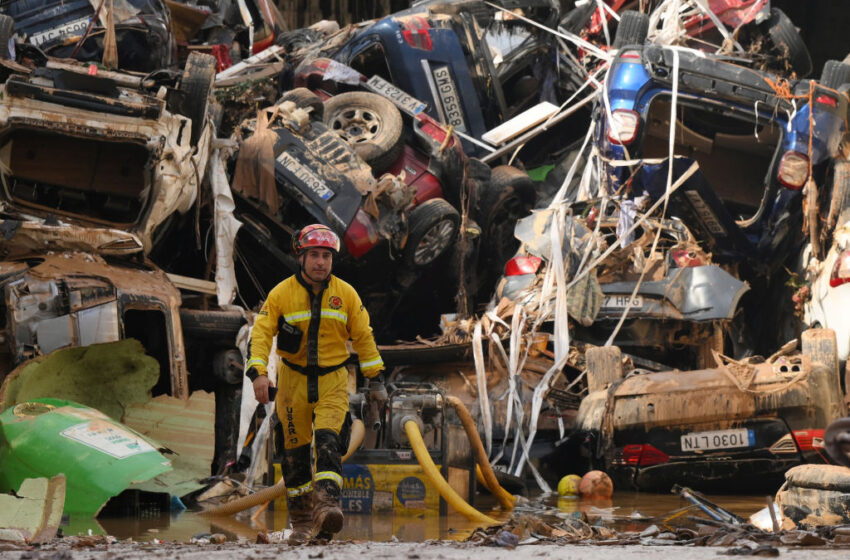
[61,421,156,459]
[681,428,754,452]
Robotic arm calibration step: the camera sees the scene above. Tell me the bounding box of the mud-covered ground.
[4,540,850,560]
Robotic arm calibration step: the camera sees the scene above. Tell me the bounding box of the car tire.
[404,198,460,268]
[559,3,597,35]
[279,87,324,120]
[763,8,812,78]
[612,11,649,50]
[0,15,13,60]
[801,328,839,377]
[585,345,625,394]
[826,161,850,233]
[477,165,536,271]
[820,59,850,89]
[323,91,404,174]
[179,52,217,145]
[179,309,247,341]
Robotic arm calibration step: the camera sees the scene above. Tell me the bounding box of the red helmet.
[293,224,340,255]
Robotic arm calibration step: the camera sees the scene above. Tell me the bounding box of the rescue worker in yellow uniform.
[245,224,384,544]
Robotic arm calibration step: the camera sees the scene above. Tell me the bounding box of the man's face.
[302,248,333,283]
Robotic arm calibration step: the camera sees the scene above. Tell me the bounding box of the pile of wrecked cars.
[2,0,850,534]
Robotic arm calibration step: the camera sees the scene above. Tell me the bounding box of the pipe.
[446,396,516,509]
[206,419,366,517]
[403,419,500,526]
[341,417,366,463]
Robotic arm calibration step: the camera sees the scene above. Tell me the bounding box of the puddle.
[68,491,771,542]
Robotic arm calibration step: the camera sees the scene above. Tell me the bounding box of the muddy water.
[75,492,771,543]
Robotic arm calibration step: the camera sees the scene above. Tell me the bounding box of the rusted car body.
[0,57,214,256]
[0,252,189,398]
[575,329,846,492]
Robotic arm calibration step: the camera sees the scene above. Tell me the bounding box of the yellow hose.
[207,418,366,517]
[342,416,366,463]
[446,396,516,509]
[403,419,500,526]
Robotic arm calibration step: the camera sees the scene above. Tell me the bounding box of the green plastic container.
[0,398,172,515]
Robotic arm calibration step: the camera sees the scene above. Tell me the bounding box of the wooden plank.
[166,273,217,295]
[481,101,559,146]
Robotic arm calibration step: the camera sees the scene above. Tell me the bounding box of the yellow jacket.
[247,272,383,378]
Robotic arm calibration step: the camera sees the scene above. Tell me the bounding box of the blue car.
[596,12,849,265]
[296,0,583,159]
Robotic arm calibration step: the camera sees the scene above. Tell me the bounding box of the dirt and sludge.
[4,0,850,557]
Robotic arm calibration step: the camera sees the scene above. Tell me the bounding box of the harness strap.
[282,357,350,403]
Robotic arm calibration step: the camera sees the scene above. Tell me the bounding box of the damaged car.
[0,51,217,255]
[1,0,176,71]
[293,0,587,162]
[230,86,534,339]
[574,328,845,492]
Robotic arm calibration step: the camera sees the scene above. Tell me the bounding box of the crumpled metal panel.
[599,265,749,321]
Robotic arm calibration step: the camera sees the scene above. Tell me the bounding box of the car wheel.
[612,11,649,50]
[278,87,324,120]
[585,345,625,394]
[820,59,850,89]
[763,8,812,78]
[0,15,13,60]
[825,418,850,468]
[404,198,459,268]
[323,91,404,174]
[179,52,217,145]
[477,165,536,271]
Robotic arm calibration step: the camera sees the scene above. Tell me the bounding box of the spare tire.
[612,11,649,50]
[404,198,460,267]
[323,91,404,174]
[763,8,812,78]
[179,52,217,145]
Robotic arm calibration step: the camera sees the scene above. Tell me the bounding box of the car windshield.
[640,95,783,223]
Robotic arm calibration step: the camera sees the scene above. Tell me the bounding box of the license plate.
[681,429,754,452]
[30,17,90,48]
[602,295,644,309]
[431,65,466,132]
[365,75,426,116]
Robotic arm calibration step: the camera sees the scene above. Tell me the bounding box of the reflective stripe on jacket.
[248,273,383,377]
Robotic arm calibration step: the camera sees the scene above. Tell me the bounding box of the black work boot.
[312,479,343,538]
[286,491,314,545]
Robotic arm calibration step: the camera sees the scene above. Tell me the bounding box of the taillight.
[769,434,797,454]
[607,109,639,145]
[792,429,825,451]
[672,249,705,268]
[770,430,825,454]
[830,250,850,287]
[621,444,669,466]
[777,151,809,189]
[505,256,542,277]
[620,50,641,60]
[402,29,433,50]
[815,93,838,107]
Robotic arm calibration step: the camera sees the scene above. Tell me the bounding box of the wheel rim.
[413,218,455,265]
[329,107,383,145]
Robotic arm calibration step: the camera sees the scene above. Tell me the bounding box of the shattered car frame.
[0,52,217,256]
[597,29,847,266]
[1,0,176,71]
[574,329,845,492]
